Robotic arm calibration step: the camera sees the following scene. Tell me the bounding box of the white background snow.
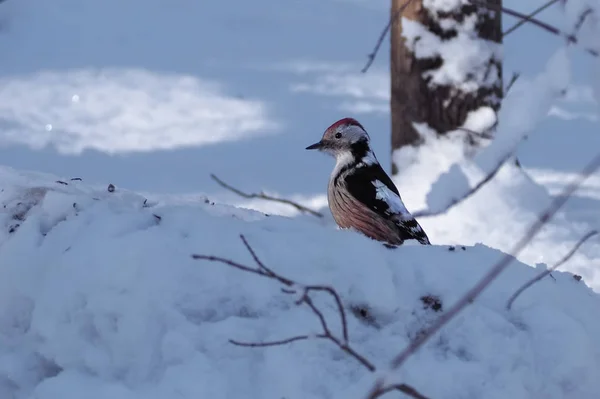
[0,0,599,398]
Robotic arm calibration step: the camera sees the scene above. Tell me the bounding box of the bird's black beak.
[305,141,323,150]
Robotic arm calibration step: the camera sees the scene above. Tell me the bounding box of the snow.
[423,0,470,13]
[1,166,600,399]
[460,106,497,135]
[422,46,571,214]
[0,69,277,154]
[401,14,501,93]
[395,3,600,290]
[288,63,389,115]
[0,0,600,398]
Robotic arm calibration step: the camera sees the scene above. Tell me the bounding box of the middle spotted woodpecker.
[306,117,431,246]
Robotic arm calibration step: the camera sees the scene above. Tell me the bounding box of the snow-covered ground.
[0,167,599,399]
[0,0,599,398]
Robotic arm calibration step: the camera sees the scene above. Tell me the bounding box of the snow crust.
[1,166,599,399]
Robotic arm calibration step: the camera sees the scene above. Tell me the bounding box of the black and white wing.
[344,164,431,245]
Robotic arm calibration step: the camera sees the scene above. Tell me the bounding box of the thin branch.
[191,254,272,278]
[504,72,521,95]
[210,174,323,218]
[193,235,430,399]
[361,0,415,73]
[192,235,348,355]
[308,286,349,343]
[411,151,513,219]
[303,294,331,335]
[506,229,599,310]
[230,335,324,347]
[475,0,598,57]
[240,234,277,277]
[366,152,600,399]
[573,7,593,35]
[502,0,560,37]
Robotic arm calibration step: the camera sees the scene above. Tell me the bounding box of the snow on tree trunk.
[390,0,502,175]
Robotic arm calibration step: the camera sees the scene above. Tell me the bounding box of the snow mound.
[0,166,599,399]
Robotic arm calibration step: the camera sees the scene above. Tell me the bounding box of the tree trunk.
[390,0,502,174]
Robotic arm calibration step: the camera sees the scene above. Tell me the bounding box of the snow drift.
[0,166,599,399]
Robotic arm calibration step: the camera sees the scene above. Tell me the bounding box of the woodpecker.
[306,117,431,246]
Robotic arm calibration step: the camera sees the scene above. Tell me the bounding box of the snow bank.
[392,126,600,288]
[1,166,599,399]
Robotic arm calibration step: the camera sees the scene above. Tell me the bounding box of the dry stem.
[411,151,513,219]
[503,0,561,36]
[361,0,414,73]
[506,229,599,310]
[210,174,323,218]
[192,234,430,399]
[475,0,598,56]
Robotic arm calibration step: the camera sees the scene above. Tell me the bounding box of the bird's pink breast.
[328,180,403,245]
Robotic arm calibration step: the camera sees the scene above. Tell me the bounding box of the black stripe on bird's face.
[350,139,369,160]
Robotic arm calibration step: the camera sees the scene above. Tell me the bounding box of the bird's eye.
[335,133,342,139]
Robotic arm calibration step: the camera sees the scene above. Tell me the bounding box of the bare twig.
[191,253,286,282]
[503,0,560,37]
[411,151,514,219]
[573,7,593,35]
[504,72,521,95]
[475,0,598,56]
[210,174,323,218]
[192,235,429,399]
[506,229,599,310]
[366,153,600,399]
[240,234,278,277]
[306,285,349,343]
[361,0,414,73]
[230,335,323,347]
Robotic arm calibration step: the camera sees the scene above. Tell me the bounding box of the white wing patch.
[372,180,410,216]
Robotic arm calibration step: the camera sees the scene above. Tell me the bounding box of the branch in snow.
[361,0,415,73]
[192,235,430,399]
[366,153,600,399]
[502,0,561,37]
[506,229,599,310]
[230,335,323,347]
[210,174,323,218]
[193,235,346,341]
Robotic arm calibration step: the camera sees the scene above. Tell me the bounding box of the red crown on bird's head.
[325,117,365,133]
